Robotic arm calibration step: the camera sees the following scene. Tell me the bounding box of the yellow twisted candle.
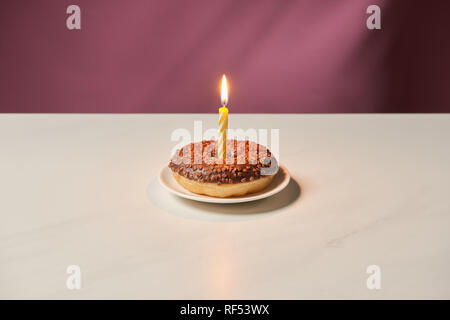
[218,75,228,160]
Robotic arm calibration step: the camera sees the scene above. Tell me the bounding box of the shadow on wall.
[0,0,449,113]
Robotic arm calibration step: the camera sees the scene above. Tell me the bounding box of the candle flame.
[221,74,228,106]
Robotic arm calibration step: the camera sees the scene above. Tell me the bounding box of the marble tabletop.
[1,114,449,299]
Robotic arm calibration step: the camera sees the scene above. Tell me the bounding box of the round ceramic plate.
[158,164,290,204]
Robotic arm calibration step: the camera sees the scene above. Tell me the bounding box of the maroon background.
[0,0,449,113]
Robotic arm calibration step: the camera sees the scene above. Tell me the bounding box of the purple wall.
[0,0,449,113]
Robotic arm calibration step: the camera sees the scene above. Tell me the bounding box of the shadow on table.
[147,177,301,221]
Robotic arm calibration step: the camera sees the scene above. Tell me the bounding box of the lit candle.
[218,75,228,161]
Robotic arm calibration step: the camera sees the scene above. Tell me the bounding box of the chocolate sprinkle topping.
[168,140,278,184]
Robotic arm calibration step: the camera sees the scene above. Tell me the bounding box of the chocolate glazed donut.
[168,140,278,197]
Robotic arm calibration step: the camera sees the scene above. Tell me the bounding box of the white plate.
[158,164,290,204]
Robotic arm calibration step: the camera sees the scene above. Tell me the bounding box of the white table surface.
[1,114,449,299]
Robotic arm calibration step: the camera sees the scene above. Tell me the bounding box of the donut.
[168,140,278,197]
